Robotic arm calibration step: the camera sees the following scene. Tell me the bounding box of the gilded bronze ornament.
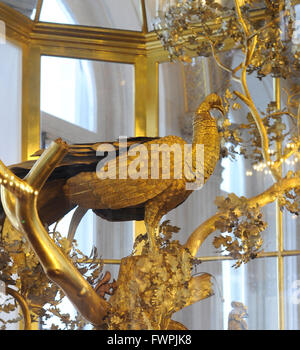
[0,0,299,330]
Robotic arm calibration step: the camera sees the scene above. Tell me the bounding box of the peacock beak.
[213,100,225,116]
[217,105,225,116]
[209,95,225,116]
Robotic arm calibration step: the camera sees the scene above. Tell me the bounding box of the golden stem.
[247,17,280,42]
[234,90,281,181]
[6,287,31,330]
[232,1,280,181]
[234,0,250,37]
[272,145,300,169]
[34,0,43,22]
[205,37,240,83]
[184,176,300,257]
[140,0,148,34]
[245,35,257,66]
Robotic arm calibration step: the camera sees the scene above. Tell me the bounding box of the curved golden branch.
[231,0,280,181]
[234,90,281,181]
[234,0,250,38]
[0,140,110,327]
[184,176,300,257]
[6,287,31,330]
[183,273,213,309]
[272,142,300,169]
[205,36,241,83]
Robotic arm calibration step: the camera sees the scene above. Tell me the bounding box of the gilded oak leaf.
[214,196,226,209]
[213,235,232,249]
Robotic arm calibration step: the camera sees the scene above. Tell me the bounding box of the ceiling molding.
[0,2,32,43]
[0,4,269,63]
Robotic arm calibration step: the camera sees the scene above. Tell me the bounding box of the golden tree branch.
[245,35,257,67]
[247,17,280,42]
[272,143,300,169]
[231,1,279,181]
[234,0,250,38]
[232,62,243,78]
[205,36,241,83]
[234,90,281,181]
[6,287,31,330]
[184,176,300,257]
[182,273,214,310]
[0,140,110,327]
[268,111,297,119]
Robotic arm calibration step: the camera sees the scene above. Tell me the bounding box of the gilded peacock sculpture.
[0,94,224,251]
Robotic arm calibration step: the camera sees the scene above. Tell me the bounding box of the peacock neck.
[191,111,209,171]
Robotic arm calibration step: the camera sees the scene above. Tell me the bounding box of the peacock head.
[196,93,225,116]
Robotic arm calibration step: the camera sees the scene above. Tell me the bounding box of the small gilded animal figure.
[0,94,224,251]
[228,301,248,330]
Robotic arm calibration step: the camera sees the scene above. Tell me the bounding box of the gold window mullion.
[146,57,159,137]
[133,54,159,243]
[135,54,147,137]
[22,44,41,161]
[274,77,285,330]
[34,0,43,23]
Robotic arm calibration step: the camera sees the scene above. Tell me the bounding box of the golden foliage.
[0,220,104,329]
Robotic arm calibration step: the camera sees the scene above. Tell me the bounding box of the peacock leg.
[145,222,159,252]
[144,203,160,252]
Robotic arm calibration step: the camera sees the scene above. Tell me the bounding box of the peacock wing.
[63,136,186,210]
[63,174,174,210]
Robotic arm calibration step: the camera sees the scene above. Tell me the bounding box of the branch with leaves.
[184,172,300,259]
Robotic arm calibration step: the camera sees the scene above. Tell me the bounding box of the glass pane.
[41,56,135,137]
[145,0,156,32]
[41,56,97,133]
[145,0,173,32]
[284,255,300,330]
[283,159,300,250]
[0,0,38,20]
[0,41,22,165]
[40,0,143,31]
[173,257,278,330]
[284,209,300,251]
[0,40,22,330]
